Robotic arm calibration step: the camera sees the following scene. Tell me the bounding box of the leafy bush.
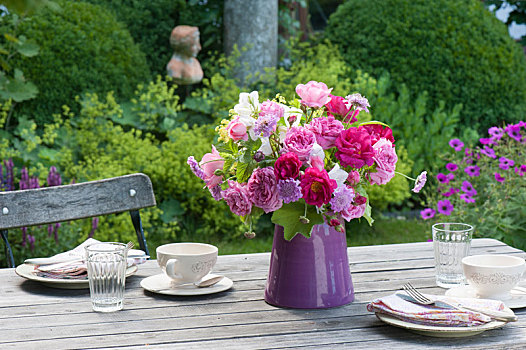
[13,0,151,124]
[421,122,526,250]
[325,0,526,131]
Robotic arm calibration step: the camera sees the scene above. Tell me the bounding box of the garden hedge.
[325,0,526,131]
[14,0,151,124]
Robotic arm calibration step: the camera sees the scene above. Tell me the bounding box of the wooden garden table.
[1,238,525,349]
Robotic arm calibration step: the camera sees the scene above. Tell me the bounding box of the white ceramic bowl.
[462,254,525,300]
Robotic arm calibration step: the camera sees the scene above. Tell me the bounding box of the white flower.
[234,91,259,117]
[328,164,349,189]
[258,137,273,156]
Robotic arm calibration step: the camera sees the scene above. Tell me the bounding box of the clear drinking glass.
[432,223,473,288]
[85,242,128,312]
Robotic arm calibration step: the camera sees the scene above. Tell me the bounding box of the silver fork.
[402,283,517,322]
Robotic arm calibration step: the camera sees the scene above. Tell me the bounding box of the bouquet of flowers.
[188,81,426,240]
[421,122,525,249]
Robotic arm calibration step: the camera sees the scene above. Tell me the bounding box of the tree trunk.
[224,0,278,87]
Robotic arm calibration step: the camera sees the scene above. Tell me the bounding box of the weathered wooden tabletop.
[1,238,525,349]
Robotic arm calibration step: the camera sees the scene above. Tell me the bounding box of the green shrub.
[13,0,151,124]
[325,0,526,131]
[77,0,185,76]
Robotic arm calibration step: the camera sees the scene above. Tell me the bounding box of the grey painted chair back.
[0,173,156,268]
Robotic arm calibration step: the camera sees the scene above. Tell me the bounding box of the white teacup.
[156,243,218,285]
[462,254,525,300]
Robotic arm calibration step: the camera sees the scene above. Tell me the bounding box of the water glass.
[85,242,128,312]
[432,223,473,288]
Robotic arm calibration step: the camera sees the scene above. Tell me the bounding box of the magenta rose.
[300,167,337,207]
[274,152,302,180]
[305,116,344,150]
[363,124,395,145]
[295,81,332,108]
[325,94,357,123]
[247,167,283,213]
[334,126,375,169]
[283,126,317,162]
[200,145,224,189]
[227,116,248,141]
[222,181,252,216]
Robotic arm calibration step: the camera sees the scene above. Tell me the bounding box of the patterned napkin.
[367,292,508,327]
[25,239,148,280]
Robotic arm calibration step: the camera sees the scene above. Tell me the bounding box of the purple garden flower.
[480,146,496,159]
[277,178,302,204]
[187,156,206,181]
[498,157,515,170]
[445,163,458,172]
[209,185,223,201]
[345,93,370,113]
[505,123,523,142]
[515,164,526,176]
[47,166,62,187]
[461,180,477,196]
[420,208,435,220]
[460,193,476,204]
[464,165,481,177]
[494,173,505,183]
[412,171,427,193]
[436,173,449,184]
[441,187,459,197]
[437,199,454,215]
[329,186,355,213]
[254,113,280,138]
[449,138,464,151]
[488,126,504,139]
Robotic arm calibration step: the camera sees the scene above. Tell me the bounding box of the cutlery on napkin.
[396,291,517,322]
[367,292,516,327]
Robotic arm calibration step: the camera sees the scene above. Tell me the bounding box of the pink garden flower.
[300,167,337,207]
[334,126,375,169]
[341,202,366,222]
[247,167,283,213]
[363,124,395,145]
[325,94,355,122]
[305,116,344,149]
[222,181,252,216]
[274,152,302,180]
[295,81,332,108]
[372,138,397,172]
[369,167,394,185]
[283,126,317,162]
[227,117,248,141]
[199,146,224,189]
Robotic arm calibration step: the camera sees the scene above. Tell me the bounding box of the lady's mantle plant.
[421,122,526,249]
[188,81,426,240]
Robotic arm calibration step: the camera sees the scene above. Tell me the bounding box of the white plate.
[375,313,507,337]
[140,273,233,296]
[15,263,138,290]
[445,284,526,309]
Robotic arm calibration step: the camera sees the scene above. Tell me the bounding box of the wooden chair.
[0,173,156,268]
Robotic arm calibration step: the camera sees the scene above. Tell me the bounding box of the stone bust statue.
[166,25,204,85]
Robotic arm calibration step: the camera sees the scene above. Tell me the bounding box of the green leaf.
[1,78,38,102]
[363,201,374,226]
[359,120,389,128]
[271,200,324,240]
[159,198,185,223]
[16,41,39,57]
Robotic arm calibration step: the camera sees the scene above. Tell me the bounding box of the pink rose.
[274,152,302,180]
[247,167,283,213]
[325,94,357,123]
[363,124,395,145]
[300,167,337,207]
[283,126,317,162]
[346,170,360,186]
[259,100,285,120]
[368,167,395,185]
[295,81,333,108]
[227,117,248,141]
[222,181,252,216]
[334,126,375,169]
[305,116,344,149]
[200,146,224,189]
[373,138,398,172]
[310,156,325,171]
[341,203,366,222]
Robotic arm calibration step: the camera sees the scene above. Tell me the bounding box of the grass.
[214,216,431,255]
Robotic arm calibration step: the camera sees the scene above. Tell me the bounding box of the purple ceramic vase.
[264,222,354,309]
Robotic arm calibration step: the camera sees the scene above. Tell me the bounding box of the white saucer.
[375,313,507,337]
[140,273,233,296]
[445,284,526,309]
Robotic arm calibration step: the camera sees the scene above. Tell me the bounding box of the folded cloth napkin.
[25,239,148,280]
[367,292,508,327]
